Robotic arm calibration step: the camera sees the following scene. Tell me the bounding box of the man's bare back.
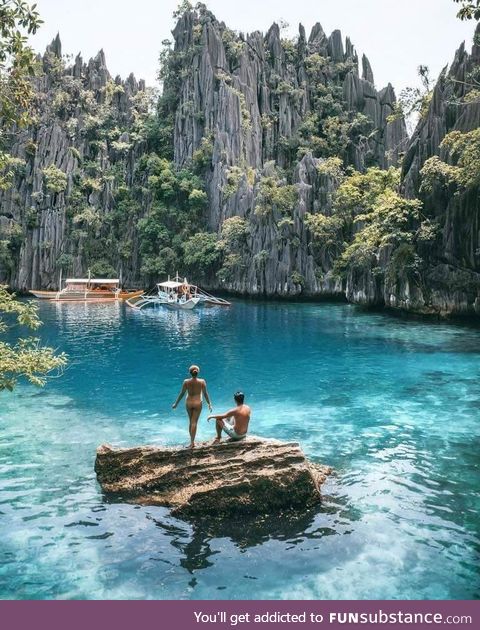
[208,392,251,442]
[224,403,251,435]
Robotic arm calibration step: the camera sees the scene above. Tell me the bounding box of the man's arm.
[207,408,236,422]
[172,381,187,409]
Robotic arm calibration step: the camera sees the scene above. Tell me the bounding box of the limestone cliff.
[397,25,480,316]
[168,7,407,296]
[344,24,480,316]
[1,6,478,318]
[0,35,149,290]
[0,7,407,297]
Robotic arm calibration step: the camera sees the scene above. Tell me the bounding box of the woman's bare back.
[185,377,205,401]
[172,370,212,449]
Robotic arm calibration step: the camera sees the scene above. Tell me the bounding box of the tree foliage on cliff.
[137,155,209,277]
[453,1,480,20]
[336,188,423,277]
[254,166,298,218]
[294,63,374,164]
[0,286,67,392]
[0,0,42,128]
[183,232,221,275]
[1,0,42,188]
[306,166,427,280]
[420,128,480,193]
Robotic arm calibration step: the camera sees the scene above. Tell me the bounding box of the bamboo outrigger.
[126,275,231,310]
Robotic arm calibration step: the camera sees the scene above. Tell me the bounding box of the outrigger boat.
[30,278,144,303]
[126,275,231,310]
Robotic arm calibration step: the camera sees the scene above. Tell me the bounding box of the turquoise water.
[1,300,479,600]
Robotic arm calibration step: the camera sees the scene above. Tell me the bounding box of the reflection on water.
[52,301,122,331]
[139,488,359,584]
[152,509,325,573]
[126,305,204,342]
[0,300,479,599]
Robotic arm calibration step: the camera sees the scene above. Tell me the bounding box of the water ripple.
[0,301,479,599]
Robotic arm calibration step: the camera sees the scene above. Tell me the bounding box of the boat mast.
[87,268,91,298]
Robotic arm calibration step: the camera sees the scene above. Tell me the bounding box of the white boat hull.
[29,290,59,299]
[167,297,200,310]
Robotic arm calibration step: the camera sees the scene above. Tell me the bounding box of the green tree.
[137,154,209,278]
[1,1,43,185]
[305,213,344,257]
[397,66,433,121]
[42,164,68,193]
[219,216,249,250]
[420,128,480,193]
[0,286,67,391]
[336,189,422,276]
[254,169,298,218]
[0,0,43,130]
[216,217,250,282]
[453,1,480,20]
[173,0,193,19]
[89,260,117,278]
[0,3,67,394]
[183,232,221,277]
[332,169,423,278]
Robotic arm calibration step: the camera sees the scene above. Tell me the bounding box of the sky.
[29,0,477,97]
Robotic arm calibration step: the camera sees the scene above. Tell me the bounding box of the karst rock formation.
[1,7,478,317]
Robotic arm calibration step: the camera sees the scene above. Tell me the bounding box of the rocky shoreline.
[95,437,332,519]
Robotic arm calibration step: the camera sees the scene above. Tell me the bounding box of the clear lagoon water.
[1,299,479,600]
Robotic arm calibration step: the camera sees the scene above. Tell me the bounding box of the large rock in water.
[95,437,331,518]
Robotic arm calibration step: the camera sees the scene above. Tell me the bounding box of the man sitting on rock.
[207,391,250,443]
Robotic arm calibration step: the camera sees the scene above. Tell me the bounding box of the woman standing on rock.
[172,365,212,449]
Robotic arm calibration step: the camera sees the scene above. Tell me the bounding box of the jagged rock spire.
[473,23,480,61]
[308,22,327,53]
[73,53,83,78]
[362,54,374,84]
[327,30,344,62]
[46,33,62,58]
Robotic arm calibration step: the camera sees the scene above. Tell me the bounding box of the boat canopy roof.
[65,278,120,284]
[157,280,184,289]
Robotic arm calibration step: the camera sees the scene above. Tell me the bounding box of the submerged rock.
[95,437,331,518]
